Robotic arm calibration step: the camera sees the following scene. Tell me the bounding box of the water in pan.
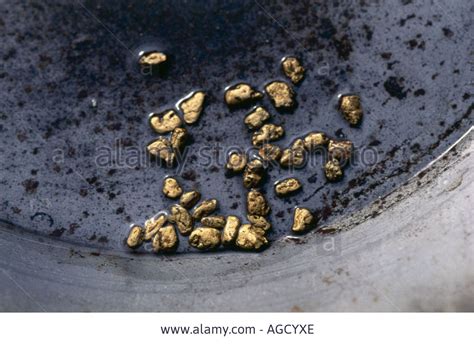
[0,0,472,253]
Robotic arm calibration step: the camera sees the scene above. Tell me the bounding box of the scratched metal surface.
[0,0,472,258]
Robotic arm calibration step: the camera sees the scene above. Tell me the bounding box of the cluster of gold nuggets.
[127,176,272,252]
[127,53,363,253]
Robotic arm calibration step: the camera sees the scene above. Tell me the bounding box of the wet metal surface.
[0,0,472,255]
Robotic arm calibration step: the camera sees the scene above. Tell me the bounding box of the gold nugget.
[151,224,178,253]
[324,159,343,181]
[149,109,182,134]
[192,199,218,220]
[178,91,206,125]
[162,177,183,199]
[139,51,167,66]
[252,123,285,147]
[292,207,315,233]
[147,137,175,165]
[281,57,305,84]
[222,215,241,246]
[304,132,328,151]
[189,227,221,250]
[328,140,353,166]
[170,127,188,152]
[279,139,306,168]
[226,152,247,173]
[280,141,306,168]
[224,83,262,106]
[274,178,302,197]
[247,215,271,232]
[244,106,270,130]
[339,95,363,126]
[243,159,265,189]
[179,190,201,209]
[169,204,194,235]
[258,143,282,161]
[144,213,167,241]
[235,224,268,250]
[292,138,305,150]
[247,189,270,216]
[126,225,144,249]
[201,215,226,229]
[265,81,295,109]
